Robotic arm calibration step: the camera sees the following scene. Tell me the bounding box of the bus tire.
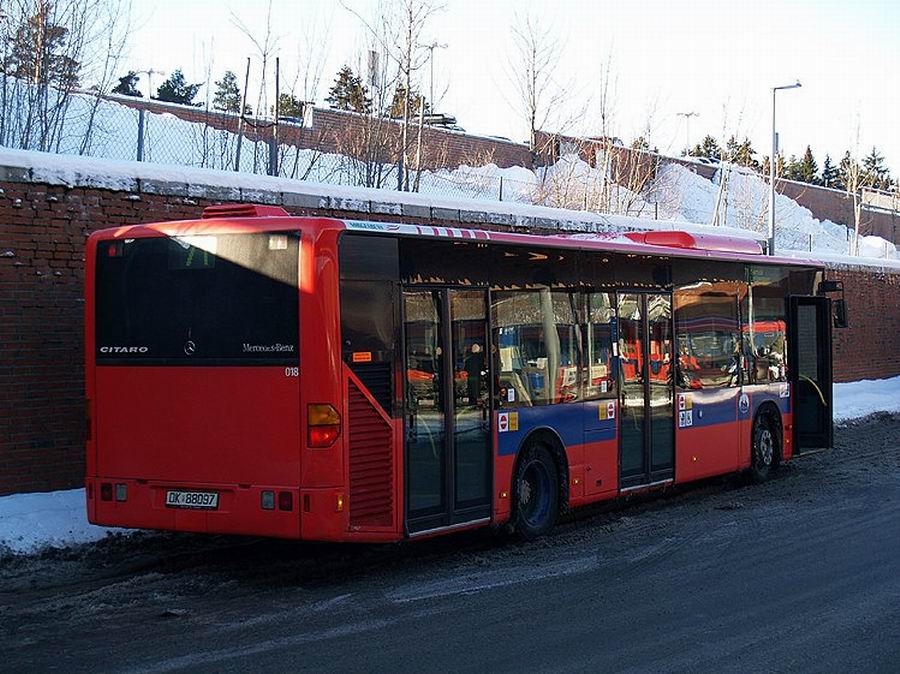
[749,413,780,483]
[512,443,559,540]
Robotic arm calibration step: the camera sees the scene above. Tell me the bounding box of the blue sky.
[124,0,900,172]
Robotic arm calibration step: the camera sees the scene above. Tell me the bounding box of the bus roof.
[88,204,822,269]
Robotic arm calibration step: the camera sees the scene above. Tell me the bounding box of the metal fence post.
[268,136,277,177]
[499,176,504,201]
[136,108,146,162]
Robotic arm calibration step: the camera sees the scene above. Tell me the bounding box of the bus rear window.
[95,232,299,365]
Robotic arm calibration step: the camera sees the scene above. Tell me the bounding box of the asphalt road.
[3,413,899,673]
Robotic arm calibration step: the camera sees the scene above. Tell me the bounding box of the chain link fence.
[1,85,896,258]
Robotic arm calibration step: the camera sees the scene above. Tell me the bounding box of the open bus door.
[788,296,833,451]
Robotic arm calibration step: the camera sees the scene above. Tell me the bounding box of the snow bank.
[833,376,900,423]
[0,488,124,555]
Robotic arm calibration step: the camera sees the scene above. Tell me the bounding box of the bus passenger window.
[743,295,788,383]
[491,289,580,406]
[583,292,616,399]
[674,286,740,390]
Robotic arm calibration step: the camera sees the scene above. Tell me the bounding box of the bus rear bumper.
[86,477,302,540]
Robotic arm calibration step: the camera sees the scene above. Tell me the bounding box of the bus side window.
[491,289,580,406]
[742,268,789,384]
[583,292,616,399]
[674,287,740,390]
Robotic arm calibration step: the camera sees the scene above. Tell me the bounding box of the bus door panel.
[403,288,492,534]
[617,292,675,488]
[788,296,833,450]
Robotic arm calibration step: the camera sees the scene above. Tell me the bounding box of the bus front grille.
[348,379,394,528]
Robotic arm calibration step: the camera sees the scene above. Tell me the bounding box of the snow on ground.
[1,376,898,556]
[833,375,900,423]
[0,488,124,556]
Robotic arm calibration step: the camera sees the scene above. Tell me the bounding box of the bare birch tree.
[506,12,569,165]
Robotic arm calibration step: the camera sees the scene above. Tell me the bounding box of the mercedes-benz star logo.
[184,340,196,356]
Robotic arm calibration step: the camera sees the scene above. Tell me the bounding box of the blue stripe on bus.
[496,383,791,457]
[496,402,616,456]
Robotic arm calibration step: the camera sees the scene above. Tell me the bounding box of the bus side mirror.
[833,299,848,329]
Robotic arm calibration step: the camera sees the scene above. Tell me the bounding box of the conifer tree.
[839,150,856,191]
[212,71,241,113]
[278,93,306,118]
[689,135,721,161]
[325,65,371,113]
[821,154,841,189]
[795,145,819,184]
[112,71,142,97]
[156,69,202,106]
[862,146,892,190]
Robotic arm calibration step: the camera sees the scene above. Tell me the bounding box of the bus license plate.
[165,490,219,509]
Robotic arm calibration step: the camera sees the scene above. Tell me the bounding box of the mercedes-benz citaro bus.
[85,204,835,542]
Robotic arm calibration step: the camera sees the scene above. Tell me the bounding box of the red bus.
[85,204,835,541]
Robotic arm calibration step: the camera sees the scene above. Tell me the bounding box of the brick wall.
[1,177,898,495]
[830,268,900,383]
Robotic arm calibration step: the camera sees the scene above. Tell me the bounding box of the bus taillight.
[307,404,341,448]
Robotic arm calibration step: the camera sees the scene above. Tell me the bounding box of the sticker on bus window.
[601,380,608,393]
[507,388,516,403]
[269,234,288,250]
[352,351,372,363]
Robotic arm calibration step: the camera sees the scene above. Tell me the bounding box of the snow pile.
[833,376,900,423]
[654,162,897,260]
[0,488,124,556]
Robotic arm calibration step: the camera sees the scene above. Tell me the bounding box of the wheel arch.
[513,426,570,514]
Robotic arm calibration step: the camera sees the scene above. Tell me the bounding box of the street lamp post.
[768,81,801,255]
[426,42,447,116]
[676,111,699,155]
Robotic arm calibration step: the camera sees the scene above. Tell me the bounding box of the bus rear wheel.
[749,414,780,483]
[512,443,559,540]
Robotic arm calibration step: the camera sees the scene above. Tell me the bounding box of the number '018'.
[284,367,299,377]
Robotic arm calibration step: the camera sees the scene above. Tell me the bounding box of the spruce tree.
[212,70,241,113]
[156,69,202,106]
[783,155,802,181]
[689,135,721,161]
[821,154,840,189]
[112,71,142,97]
[862,147,891,190]
[325,66,371,113]
[796,145,819,184]
[277,93,307,119]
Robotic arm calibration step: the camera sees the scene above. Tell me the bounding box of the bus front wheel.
[749,414,780,483]
[512,443,559,540]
